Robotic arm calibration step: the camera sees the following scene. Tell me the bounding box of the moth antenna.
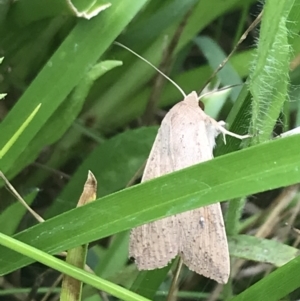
[198,11,262,93]
[197,84,243,101]
[114,41,186,98]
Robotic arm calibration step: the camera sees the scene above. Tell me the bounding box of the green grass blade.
[9,0,111,25]
[94,231,130,279]
[0,103,41,159]
[229,235,299,267]
[0,232,150,301]
[230,255,300,301]
[130,268,170,298]
[0,134,300,275]
[194,36,243,101]
[249,0,295,144]
[0,189,38,235]
[10,60,122,180]
[46,127,157,217]
[0,0,148,176]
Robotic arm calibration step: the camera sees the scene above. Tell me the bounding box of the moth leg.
[216,120,251,142]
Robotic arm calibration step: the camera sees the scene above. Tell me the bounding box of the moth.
[115,42,249,284]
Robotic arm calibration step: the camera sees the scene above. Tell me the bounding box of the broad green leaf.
[0,134,300,275]
[229,235,299,267]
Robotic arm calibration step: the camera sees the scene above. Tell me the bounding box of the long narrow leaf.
[0,232,150,301]
[0,133,300,275]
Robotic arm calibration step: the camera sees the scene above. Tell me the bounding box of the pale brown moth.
[115,42,249,284]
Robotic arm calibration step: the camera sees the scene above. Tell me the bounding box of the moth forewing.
[129,92,231,283]
[129,122,179,269]
[179,206,230,284]
[129,215,179,269]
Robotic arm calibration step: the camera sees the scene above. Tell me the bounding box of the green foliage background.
[0,1,300,301]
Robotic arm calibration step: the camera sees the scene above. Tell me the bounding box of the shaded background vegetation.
[1,1,300,301]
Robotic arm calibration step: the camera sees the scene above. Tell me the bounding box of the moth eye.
[198,101,205,110]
